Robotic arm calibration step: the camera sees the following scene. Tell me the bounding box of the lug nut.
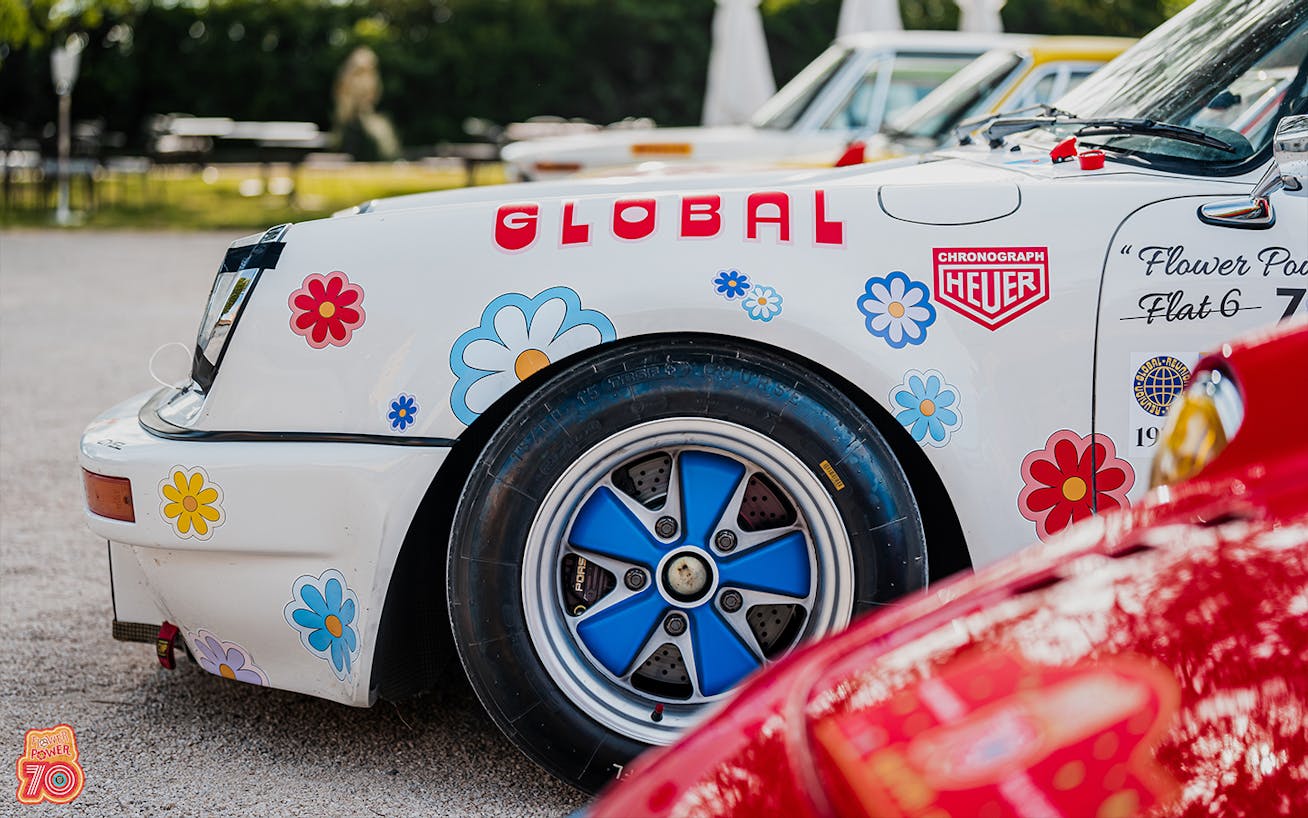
[719,590,742,613]
[655,516,678,539]
[624,569,647,591]
[714,530,737,552]
[663,613,687,636]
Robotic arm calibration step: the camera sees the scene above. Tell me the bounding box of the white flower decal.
[741,285,784,322]
[449,287,617,425]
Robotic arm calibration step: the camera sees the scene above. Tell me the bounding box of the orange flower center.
[324,614,344,638]
[1062,476,1088,502]
[888,301,905,318]
[318,302,336,319]
[218,664,236,679]
[398,408,407,418]
[514,348,550,381]
[919,399,936,417]
[182,496,199,512]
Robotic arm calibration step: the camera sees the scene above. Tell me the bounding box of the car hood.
[585,470,1308,817]
[347,138,1198,220]
[346,146,1071,219]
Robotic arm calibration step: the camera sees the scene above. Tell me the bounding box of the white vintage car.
[501,30,1017,181]
[81,0,1307,794]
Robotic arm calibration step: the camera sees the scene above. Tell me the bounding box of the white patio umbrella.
[837,0,903,37]
[702,0,777,127]
[956,0,1006,33]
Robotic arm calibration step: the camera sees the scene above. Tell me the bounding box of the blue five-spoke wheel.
[522,418,853,745]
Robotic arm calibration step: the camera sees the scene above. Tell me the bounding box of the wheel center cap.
[662,551,712,602]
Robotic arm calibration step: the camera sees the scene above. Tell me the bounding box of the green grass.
[0,162,507,231]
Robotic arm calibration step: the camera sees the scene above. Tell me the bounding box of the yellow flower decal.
[159,466,224,540]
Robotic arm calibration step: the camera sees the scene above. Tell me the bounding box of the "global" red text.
[494,190,845,252]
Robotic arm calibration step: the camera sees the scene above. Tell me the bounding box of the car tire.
[447,336,926,793]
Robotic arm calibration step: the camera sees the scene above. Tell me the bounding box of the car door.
[1094,166,1308,498]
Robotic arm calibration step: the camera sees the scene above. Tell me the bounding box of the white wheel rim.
[521,418,854,745]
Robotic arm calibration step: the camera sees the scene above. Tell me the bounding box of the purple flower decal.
[189,630,268,686]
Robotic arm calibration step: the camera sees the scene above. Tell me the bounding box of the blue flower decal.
[388,393,418,431]
[742,285,783,322]
[713,270,751,299]
[857,271,935,349]
[890,369,961,447]
[450,287,616,426]
[284,569,360,682]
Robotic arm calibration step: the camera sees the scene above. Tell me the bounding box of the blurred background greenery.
[3,0,1195,150]
[1,0,1195,228]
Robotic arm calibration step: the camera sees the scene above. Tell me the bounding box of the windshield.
[1043,0,1308,169]
[751,45,852,131]
[887,49,1025,140]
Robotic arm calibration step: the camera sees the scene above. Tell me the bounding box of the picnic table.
[151,116,328,202]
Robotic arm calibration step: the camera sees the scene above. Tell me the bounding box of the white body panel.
[83,393,448,704]
[80,141,1308,705]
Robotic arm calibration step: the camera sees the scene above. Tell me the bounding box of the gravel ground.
[0,231,583,817]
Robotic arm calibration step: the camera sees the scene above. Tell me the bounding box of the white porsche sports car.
[500,30,1017,181]
[81,0,1307,794]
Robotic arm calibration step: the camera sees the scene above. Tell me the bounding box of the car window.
[1010,68,1061,110]
[823,55,976,131]
[1007,65,1100,111]
[1060,69,1095,98]
[1047,0,1308,171]
[887,50,1026,140]
[751,45,853,131]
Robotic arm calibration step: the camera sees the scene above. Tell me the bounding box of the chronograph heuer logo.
[933,246,1050,330]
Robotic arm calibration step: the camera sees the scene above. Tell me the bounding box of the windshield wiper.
[980,115,1236,153]
[955,104,1075,145]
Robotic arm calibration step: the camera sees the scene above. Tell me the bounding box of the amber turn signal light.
[83,469,135,522]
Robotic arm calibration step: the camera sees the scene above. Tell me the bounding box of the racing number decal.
[1277,287,1307,320]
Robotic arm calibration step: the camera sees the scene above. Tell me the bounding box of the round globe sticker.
[1133,356,1190,417]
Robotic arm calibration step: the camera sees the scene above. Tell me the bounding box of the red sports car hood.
[588,489,1308,818]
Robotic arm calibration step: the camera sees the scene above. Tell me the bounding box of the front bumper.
[80,390,450,705]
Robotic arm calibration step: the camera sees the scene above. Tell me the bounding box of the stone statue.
[333,46,400,160]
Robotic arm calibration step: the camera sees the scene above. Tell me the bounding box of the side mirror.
[1199,114,1306,229]
[1273,113,1307,191]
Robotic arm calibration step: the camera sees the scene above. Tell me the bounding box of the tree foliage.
[0,0,1191,151]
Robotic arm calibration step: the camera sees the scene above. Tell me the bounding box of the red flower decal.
[288,271,366,349]
[1018,430,1135,542]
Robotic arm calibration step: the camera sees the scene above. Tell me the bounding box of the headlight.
[191,224,289,391]
[1149,367,1244,488]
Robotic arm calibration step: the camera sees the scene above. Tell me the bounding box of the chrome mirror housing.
[1199,115,1307,229]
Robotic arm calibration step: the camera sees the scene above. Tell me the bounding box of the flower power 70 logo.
[15,724,84,805]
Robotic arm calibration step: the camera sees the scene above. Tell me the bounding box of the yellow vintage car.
[586,36,1135,178]
[854,36,1135,163]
